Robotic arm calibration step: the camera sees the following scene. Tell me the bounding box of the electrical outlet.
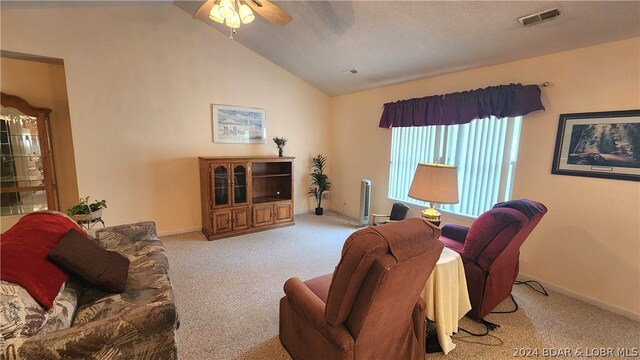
[322,193,329,200]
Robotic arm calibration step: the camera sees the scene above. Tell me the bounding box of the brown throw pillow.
[49,229,129,293]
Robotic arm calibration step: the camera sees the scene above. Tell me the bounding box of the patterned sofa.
[1,221,178,359]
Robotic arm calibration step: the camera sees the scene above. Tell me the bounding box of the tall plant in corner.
[307,154,331,215]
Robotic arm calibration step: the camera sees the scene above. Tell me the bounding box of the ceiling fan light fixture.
[194,0,291,39]
[218,0,235,19]
[226,11,241,29]
[239,3,255,24]
[209,4,224,24]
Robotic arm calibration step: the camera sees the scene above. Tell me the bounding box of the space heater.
[359,179,371,225]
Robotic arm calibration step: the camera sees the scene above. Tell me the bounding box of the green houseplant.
[307,154,331,215]
[67,196,107,222]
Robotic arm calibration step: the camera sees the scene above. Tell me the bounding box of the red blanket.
[1,212,86,309]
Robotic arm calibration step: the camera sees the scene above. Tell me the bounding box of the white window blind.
[389,116,523,218]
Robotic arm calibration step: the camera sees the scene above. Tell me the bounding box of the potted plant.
[67,196,107,222]
[307,154,331,215]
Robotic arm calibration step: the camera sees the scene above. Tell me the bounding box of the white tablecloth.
[420,247,471,354]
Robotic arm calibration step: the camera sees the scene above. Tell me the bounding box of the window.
[389,116,523,218]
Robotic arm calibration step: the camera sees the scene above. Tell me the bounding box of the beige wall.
[330,38,640,317]
[1,57,79,231]
[1,5,331,233]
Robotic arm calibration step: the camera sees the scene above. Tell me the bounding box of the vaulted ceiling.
[175,1,639,96]
[2,1,638,96]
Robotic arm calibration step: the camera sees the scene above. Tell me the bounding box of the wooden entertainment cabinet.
[198,156,294,240]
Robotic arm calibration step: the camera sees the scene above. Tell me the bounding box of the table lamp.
[408,163,459,225]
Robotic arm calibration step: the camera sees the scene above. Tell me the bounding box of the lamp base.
[421,206,442,226]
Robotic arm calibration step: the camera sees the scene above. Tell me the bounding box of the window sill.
[390,197,477,225]
[439,210,476,226]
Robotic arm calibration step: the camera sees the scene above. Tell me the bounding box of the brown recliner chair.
[279,218,443,360]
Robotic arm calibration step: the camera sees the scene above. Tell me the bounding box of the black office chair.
[371,202,410,226]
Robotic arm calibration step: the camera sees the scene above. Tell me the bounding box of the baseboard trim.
[517,273,640,321]
[157,226,201,237]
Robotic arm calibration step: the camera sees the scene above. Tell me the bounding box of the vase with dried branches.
[273,137,287,157]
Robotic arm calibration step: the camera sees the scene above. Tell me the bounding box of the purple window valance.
[379,83,545,128]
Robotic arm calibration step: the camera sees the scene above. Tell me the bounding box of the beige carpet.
[161,213,639,360]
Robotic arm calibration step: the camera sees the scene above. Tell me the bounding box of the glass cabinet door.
[212,164,230,207]
[232,164,248,205]
[1,93,57,216]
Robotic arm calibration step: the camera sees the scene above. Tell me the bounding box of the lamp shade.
[218,0,235,19]
[408,163,459,204]
[226,11,241,29]
[209,4,225,24]
[239,3,255,24]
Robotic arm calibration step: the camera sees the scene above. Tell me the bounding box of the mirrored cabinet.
[0,93,58,216]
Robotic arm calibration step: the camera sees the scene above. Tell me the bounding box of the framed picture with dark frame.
[551,109,640,181]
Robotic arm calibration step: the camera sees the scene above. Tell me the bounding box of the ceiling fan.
[194,0,292,38]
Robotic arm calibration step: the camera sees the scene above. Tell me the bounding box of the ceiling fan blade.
[245,0,292,26]
[193,0,215,20]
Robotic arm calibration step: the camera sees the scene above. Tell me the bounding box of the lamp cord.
[490,293,518,314]
[456,280,549,341]
[458,318,501,337]
[514,279,549,296]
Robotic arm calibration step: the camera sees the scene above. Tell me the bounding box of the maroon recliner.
[279,218,443,360]
[439,199,547,320]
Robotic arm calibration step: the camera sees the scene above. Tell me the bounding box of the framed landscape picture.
[551,110,640,181]
[212,104,266,144]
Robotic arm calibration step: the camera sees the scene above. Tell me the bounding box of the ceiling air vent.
[518,8,561,27]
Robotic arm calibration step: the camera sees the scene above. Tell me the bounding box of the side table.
[420,247,471,354]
